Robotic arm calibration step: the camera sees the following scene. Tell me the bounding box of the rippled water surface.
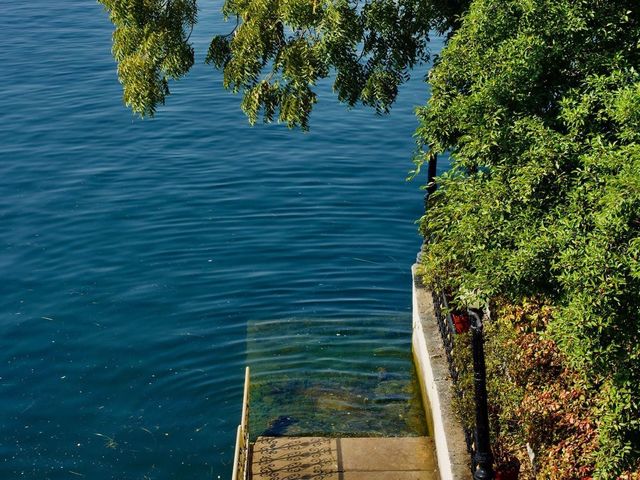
[0,1,446,479]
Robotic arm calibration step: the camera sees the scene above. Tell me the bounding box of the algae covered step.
[246,316,427,438]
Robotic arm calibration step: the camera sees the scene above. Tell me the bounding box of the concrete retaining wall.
[411,264,470,480]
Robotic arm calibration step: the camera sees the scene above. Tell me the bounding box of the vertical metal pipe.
[424,151,438,211]
[468,309,494,480]
[427,151,438,195]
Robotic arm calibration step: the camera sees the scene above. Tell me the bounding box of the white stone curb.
[412,264,471,480]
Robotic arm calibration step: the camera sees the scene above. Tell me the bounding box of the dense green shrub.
[452,299,640,478]
[416,1,640,476]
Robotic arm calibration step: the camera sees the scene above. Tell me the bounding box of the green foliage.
[451,299,622,478]
[417,0,640,476]
[100,0,197,116]
[491,300,599,479]
[100,0,469,128]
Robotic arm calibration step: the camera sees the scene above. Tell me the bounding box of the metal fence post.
[423,151,438,212]
[468,309,494,480]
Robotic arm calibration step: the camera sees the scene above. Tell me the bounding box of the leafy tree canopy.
[99,0,468,129]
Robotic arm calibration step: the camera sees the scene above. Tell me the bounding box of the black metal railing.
[469,309,494,480]
[432,290,494,480]
[423,151,493,479]
[432,290,459,384]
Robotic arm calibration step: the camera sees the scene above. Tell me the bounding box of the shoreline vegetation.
[99,0,640,477]
[416,1,640,477]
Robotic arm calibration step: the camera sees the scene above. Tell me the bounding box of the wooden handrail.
[231,367,250,480]
[231,425,243,480]
[241,366,250,432]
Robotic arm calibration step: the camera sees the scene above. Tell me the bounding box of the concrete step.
[251,436,439,480]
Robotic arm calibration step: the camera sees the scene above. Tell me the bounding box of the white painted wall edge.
[412,264,471,480]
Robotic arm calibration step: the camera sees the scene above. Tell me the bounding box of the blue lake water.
[0,1,446,478]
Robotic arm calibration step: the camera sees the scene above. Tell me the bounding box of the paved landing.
[251,436,439,480]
